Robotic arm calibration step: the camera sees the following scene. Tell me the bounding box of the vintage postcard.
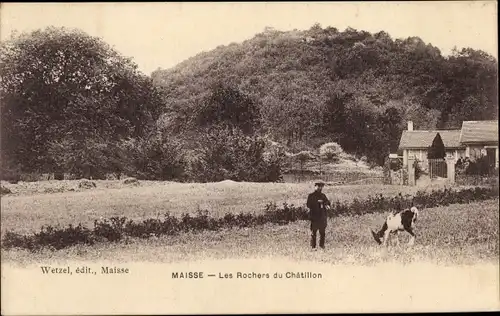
[1,1,499,314]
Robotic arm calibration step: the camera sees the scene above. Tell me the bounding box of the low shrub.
[2,185,498,252]
[4,224,96,251]
[0,162,21,183]
[319,142,343,162]
[465,156,496,176]
[122,213,181,238]
[93,217,126,242]
[187,127,285,182]
[2,231,36,251]
[1,186,12,195]
[414,160,423,180]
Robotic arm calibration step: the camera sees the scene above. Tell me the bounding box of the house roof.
[459,120,498,143]
[398,130,463,150]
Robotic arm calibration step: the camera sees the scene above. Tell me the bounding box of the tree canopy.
[428,133,446,160]
[1,24,498,180]
[0,27,164,173]
[152,25,498,165]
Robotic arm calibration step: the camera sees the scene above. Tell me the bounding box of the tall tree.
[195,83,260,135]
[0,27,163,173]
[427,133,446,159]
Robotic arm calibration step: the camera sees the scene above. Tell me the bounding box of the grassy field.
[0,180,473,235]
[2,183,499,314]
[2,199,498,266]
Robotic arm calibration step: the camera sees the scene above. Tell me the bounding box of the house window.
[470,147,482,160]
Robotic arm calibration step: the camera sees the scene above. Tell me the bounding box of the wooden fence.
[282,171,384,185]
[282,155,385,185]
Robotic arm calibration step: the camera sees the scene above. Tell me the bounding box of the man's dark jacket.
[306,190,331,230]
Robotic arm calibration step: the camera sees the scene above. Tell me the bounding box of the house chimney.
[407,121,414,131]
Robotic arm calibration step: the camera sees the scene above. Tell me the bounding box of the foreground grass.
[3,200,498,266]
[0,180,474,234]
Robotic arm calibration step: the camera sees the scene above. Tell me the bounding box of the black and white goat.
[371,206,419,247]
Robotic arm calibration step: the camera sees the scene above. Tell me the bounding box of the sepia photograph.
[1,1,499,314]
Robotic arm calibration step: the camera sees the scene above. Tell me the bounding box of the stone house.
[459,120,498,168]
[398,120,498,170]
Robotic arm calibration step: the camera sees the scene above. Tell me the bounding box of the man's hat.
[314,180,326,186]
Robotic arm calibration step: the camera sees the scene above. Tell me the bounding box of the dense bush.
[1,186,11,195]
[47,131,189,181]
[2,224,96,251]
[2,185,498,252]
[115,132,187,181]
[465,156,496,176]
[414,160,423,180]
[0,160,21,183]
[187,127,284,182]
[2,232,37,251]
[456,174,499,186]
[48,137,120,180]
[319,142,343,162]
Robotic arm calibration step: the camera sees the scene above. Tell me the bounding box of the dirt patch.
[0,179,162,196]
[78,179,96,189]
[216,180,238,185]
[122,177,139,185]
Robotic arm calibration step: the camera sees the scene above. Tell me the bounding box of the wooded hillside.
[151,25,498,164]
[1,25,497,181]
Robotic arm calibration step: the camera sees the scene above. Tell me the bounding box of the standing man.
[306,180,331,250]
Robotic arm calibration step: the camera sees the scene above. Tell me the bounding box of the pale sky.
[1,2,497,75]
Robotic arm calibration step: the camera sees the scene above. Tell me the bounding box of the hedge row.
[2,186,498,252]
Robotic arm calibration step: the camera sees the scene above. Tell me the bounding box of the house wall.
[407,149,430,171]
[465,143,499,167]
[454,149,467,159]
[403,149,423,167]
[414,149,428,170]
[467,145,484,160]
[466,144,498,158]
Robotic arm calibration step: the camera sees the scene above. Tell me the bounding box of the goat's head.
[410,206,420,222]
